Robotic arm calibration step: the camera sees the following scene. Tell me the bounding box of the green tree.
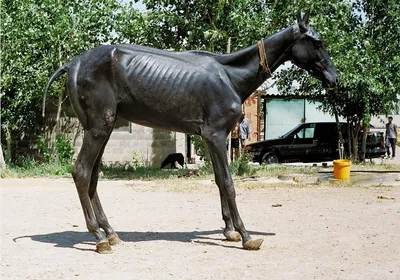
[354,0,400,160]
[1,0,126,161]
[119,0,269,52]
[265,0,400,161]
[116,0,272,163]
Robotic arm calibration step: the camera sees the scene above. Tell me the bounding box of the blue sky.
[122,0,146,11]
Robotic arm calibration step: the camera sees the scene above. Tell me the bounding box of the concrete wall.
[73,123,186,167]
[48,102,190,167]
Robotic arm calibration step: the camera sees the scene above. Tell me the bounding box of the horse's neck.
[218,26,296,102]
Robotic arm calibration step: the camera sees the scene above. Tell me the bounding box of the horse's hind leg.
[89,141,121,246]
[73,116,116,253]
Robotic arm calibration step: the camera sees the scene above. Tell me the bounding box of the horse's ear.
[298,10,310,33]
[297,11,305,24]
[303,9,310,25]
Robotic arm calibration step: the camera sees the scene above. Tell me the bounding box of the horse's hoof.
[96,241,112,254]
[224,231,241,242]
[243,238,263,250]
[107,233,122,246]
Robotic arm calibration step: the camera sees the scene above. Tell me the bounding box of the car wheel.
[262,152,280,164]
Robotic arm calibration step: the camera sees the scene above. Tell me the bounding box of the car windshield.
[280,124,302,138]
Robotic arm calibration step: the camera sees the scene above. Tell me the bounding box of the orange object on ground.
[333,159,351,180]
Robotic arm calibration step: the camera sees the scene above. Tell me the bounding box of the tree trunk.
[360,125,368,162]
[334,110,344,159]
[360,117,371,162]
[0,144,5,171]
[351,119,361,162]
[347,119,352,158]
[3,123,15,162]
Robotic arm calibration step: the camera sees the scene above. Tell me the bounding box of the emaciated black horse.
[44,11,338,253]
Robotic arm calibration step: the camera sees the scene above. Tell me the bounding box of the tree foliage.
[122,0,270,52]
[264,0,400,160]
[1,0,272,161]
[1,0,399,163]
[1,0,127,160]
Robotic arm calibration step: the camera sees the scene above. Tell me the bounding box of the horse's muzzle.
[323,75,339,89]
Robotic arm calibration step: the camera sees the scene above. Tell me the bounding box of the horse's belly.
[117,102,204,134]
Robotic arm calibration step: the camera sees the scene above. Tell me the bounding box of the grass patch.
[101,165,191,180]
[1,161,72,178]
[351,161,400,171]
[2,154,397,183]
[254,164,321,177]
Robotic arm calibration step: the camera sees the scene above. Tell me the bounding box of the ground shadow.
[13,229,275,252]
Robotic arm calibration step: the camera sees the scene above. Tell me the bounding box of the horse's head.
[288,11,338,89]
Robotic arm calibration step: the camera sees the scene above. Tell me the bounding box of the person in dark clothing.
[385,116,397,158]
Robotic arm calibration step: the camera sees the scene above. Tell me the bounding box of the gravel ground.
[1,178,399,280]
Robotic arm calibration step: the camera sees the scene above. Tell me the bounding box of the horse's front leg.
[204,134,263,250]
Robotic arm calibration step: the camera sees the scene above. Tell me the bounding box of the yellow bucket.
[333,159,351,180]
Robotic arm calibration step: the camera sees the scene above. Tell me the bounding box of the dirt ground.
[1,177,399,280]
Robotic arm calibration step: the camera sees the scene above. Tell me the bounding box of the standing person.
[239,113,251,149]
[385,116,397,159]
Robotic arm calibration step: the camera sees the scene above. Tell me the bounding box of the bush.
[55,135,74,164]
[235,152,256,176]
[190,135,211,166]
[36,136,51,162]
[35,134,74,164]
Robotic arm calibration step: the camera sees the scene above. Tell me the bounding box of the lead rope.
[257,41,272,77]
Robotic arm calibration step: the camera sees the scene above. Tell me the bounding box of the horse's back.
[66,44,239,134]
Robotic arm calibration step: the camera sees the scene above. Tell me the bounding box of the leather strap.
[257,41,271,77]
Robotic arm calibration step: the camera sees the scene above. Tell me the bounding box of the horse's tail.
[42,63,70,117]
[42,61,88,128]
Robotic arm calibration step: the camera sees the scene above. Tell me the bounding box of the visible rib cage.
[122,50,200,98]
[113,48,221,128]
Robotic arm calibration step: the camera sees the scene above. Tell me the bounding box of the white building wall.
[264,99,304,139]
[264,97,399,141]
[264,98,345,140]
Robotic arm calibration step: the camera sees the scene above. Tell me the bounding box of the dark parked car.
[245,122,386,164]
